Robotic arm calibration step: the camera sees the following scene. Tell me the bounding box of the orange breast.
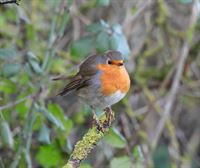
[97,64,130,96]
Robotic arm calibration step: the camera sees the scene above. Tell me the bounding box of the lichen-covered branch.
[63,108,114,168]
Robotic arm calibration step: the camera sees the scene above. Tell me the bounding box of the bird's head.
[103,50,124,67]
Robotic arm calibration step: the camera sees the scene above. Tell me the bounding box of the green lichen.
[71,127,104,160]
[63,112,112,168]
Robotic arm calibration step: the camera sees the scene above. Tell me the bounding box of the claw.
[91,106,114,132]
[104,107,115,127]
[91,107,105,132]
[92,116,105,132]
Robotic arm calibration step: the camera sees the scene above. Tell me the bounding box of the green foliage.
[0,48,17,60]
[70,20,130,59]
[48,103,73,134]
[110,156,132,168]
[36,145,62,168]
[104,127,126,148]
[178,0,192,4]
[2,63,21,77]
[0,0,199,168]
[0,120,14,148]
[153,145,171,168]
[38,106,65,130]
[38,124,51,144]
[71,36,95,59]
[96,0,110,6]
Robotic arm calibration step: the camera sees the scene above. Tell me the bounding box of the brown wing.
[56,53,104,96]
[57,74,84,96]
[57,71,97,96]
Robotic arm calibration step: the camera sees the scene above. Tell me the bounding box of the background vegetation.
[0,0,200,167]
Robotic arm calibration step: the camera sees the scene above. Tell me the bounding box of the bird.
[54,50,130,130]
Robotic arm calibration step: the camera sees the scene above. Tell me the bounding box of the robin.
[54,50,130,129]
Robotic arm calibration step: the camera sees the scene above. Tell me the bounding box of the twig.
[63,108,115,168]
[0,0,20,5]
[0,95,32,111]
[123,0,153,37]
[152,1,198,148]
[69,0,91,26]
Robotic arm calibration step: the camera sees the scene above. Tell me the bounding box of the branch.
[0,0,20,5]
[63,108,114,168]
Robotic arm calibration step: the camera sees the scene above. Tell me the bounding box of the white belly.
[102,90,126,107]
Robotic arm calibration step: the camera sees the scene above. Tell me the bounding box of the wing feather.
[56,53,102,96]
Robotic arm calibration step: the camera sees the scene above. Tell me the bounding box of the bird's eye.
[108,60,112,65]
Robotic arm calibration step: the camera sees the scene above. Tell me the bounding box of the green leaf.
[132,146,142,160]
[110,24,130,58]
[24,63,33,77]
[70,36,95,59]
[0,79,16,94]
[27,51,39,62]
[2,63,21,77]
[95,31,110,52]
[100,20,110,28]
[27,51,43,74]
[104,127,126,148]
[38,124,51,144]
[71,21,130,59]
[178,0,192,4]
[29,60,43,74]
[0,48,17,60]
[47,103,65,121]
[36,145,62,168]
[110,156,132,168]
[15,100,29,119]
[48,103,73,132]
[0,121,14,148]
[153,145,171,168]
[39,107,65,130]
[96,0,110,6]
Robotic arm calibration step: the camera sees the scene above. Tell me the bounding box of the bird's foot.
[104,107,115,127]
[92,112,105,132]
[92,107,114,132]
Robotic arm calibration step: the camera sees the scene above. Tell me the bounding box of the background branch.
[0,0,20,5]
[152,1,199,148]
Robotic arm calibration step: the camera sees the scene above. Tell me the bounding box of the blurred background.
[0,0,200,168]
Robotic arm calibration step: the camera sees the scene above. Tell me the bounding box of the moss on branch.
[63,109,114,168]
